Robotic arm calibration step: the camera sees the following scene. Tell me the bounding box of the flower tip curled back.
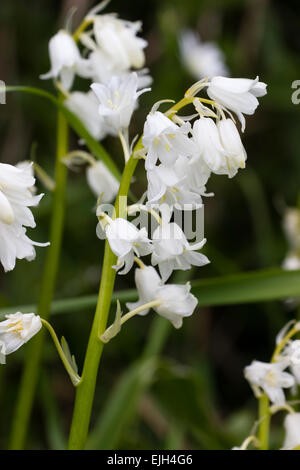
[207,76,267,131]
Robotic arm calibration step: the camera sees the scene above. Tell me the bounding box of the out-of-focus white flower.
[217,118,247,178]
[86,161,119,202]
[142,111,194,170]
[207,76,267,131]
[283,208,300,250]
[83,14,147,71]
[282,413,300,449]
[283,254,300,271]
[282,208,300,271]
[244,360,294,405]
[65,90,108,141]
[126,265,198,328]
[0,312,42,362]
[192,117,226,173]
[146,160,204,209]
[0,162,49,272]
[40,30,88,90]
[101,218,152,274]
[179,30,228,79]
[151,221,209,282]
[91,72,149,134]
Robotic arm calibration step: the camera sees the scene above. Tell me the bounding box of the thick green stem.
[258,394,270,450]
[68,154,139,450]
[9,110,68,450]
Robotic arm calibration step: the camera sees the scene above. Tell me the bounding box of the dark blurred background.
[0,0,300,450]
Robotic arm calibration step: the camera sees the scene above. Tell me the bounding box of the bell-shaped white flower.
[217,118,247,178]
[282,413,300,449]
[86,161,119,203]
[40,30,87,90]
[65,90,108,141]
[146,160,204,209]
[142,111,194,170]
[127,265,198,328]
[0,162,49,272]
[179,30,229,79]
[102,218,152,274]
[192,117,227,173]
[91,72,149,135]
[207,76,267,131]
[244,360,294,405]
[0,312,42,362]
[151,221,209,282]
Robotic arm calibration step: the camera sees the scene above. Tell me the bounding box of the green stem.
[9,109,68,450]
[258,394,270,450]
[68,152,139,450]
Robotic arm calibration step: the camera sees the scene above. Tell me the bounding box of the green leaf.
[3,268,300,318]
[0,289,137,318]
[192,268,300,306]
[61,336,78,375]
[5,86,121,181]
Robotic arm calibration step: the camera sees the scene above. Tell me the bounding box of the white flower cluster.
[244,323,300,406]
[0,162,48,272]
[96,75,267,330]
[40,2,151,203]
[241,321,300,450]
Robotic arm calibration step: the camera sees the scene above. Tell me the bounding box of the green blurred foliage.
[0,0,300,450]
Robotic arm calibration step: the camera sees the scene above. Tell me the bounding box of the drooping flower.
[126,265,198,328]
[91,72,149,135]
[101,218,152,274]
[179,30,229,79]
[282,413,300,449]
[40,30,88,90]
[217,118,247,178]
[86,161,119,203]
[244,360,294,405]
[151,221,209,282]
[0,312,42,363]
[207,76,267,131]
[192,117,227,173]
[142,111,194,170]
[65,90,108,141]
[0,162,49,272]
